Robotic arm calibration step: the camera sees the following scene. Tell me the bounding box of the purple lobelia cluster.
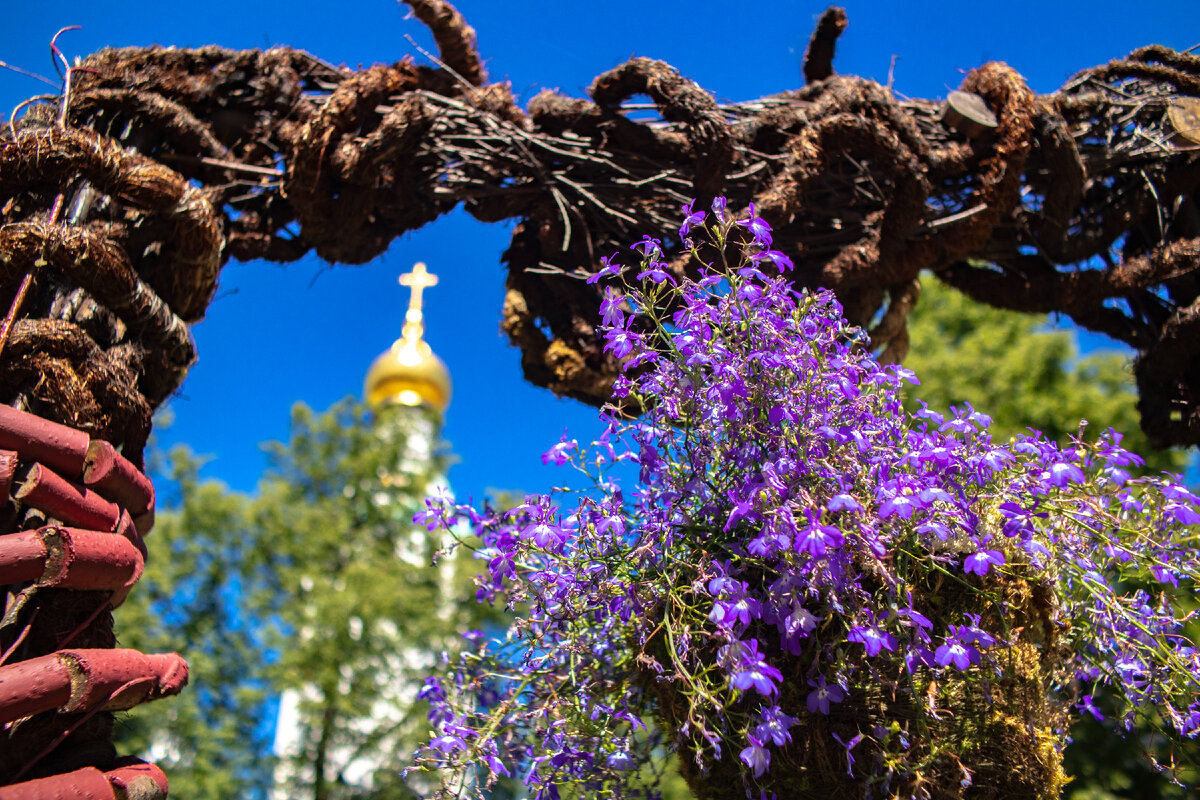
[412,200,1199,799]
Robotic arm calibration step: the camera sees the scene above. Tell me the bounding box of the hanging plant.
[412,200,1200,800]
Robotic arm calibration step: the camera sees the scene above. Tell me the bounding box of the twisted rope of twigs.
[0,26,202,792]
[8,3,1194,445]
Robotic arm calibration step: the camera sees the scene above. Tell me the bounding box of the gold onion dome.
[364,263,452,414]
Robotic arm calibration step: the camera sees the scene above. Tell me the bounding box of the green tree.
[114,399,499,800]
[113,449,274,800]
[903,276,1189,476]
[254,399,494,800]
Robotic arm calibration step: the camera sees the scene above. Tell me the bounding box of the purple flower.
[754,705,797,746]
[599,286,625,327]
[935,632,977,670]
[417,677,445,703]
[638,262,675,284]
[940,417,975,435]
[1165,501,1200,525]
[795,522,845,558]
[917,486,953,506]
[831,731,864,776]
[586,252,622,284]
[526,521,564,549]
[916,519,951,541]
[630,234,662,256]
[891,365,920,385]
[1151,565,1179,587]
[914,405,945,425]
[738,202,773,245]
[1098,430,1145,467]
[1046,461,1086,488]
[806,675,845,714]
[964,407,992,428]
[412,505,444,531]
[750,249,794,272]
[730,639,783,697]
[737,282,764,301]
[979,447,1015,472]
[679,199,705,237]
[603,327,640,359]
[900,607,934,632]
[707,573,739,596]
[484,750,511,777]
[737,263,769,282]
[997,501,1046,538]
[1079,695,1105,721]
[878,492,917,520]
[711,195,728,220]
[847,624,897,657]
[784,605,821,639]
[708,595,762,630]
[541,433,577,466]
[431,734,468,754]
[963,549,1005,576]
[906,647,937,671]
[1162,482,1200,504]
[724,497,757,532]
[827,493,862,513]
[957,616,995,648]
[739,735,770,778]
[748,529,790,557]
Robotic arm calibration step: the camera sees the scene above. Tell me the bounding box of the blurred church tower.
[271,263,454,799]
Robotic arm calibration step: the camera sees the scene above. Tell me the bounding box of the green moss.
[646,560,1070,799]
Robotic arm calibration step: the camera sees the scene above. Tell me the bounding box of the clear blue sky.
[2,1,1196,503]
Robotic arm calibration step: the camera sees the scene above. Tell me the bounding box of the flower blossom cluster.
[412,200,1200,798]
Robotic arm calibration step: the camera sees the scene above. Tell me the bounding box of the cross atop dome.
[399,262,438,341]
[363,262,452,414]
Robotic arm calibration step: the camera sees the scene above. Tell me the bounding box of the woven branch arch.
[4,4,1198,446]
[0,0,1198,794]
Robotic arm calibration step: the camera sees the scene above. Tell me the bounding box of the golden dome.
[364,262,452,414]
[364,336,452,413]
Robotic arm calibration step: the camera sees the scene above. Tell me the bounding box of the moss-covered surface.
[641,560,1070,799]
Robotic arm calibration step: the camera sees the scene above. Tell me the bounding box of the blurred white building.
[271,263,456,799]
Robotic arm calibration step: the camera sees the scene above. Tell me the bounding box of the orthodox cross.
[398,262,438,341]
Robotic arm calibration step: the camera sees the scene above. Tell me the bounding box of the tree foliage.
[256,400,496,800]
[113,448,274,800]
[903,276,1190,477]
[114,400,496,800]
